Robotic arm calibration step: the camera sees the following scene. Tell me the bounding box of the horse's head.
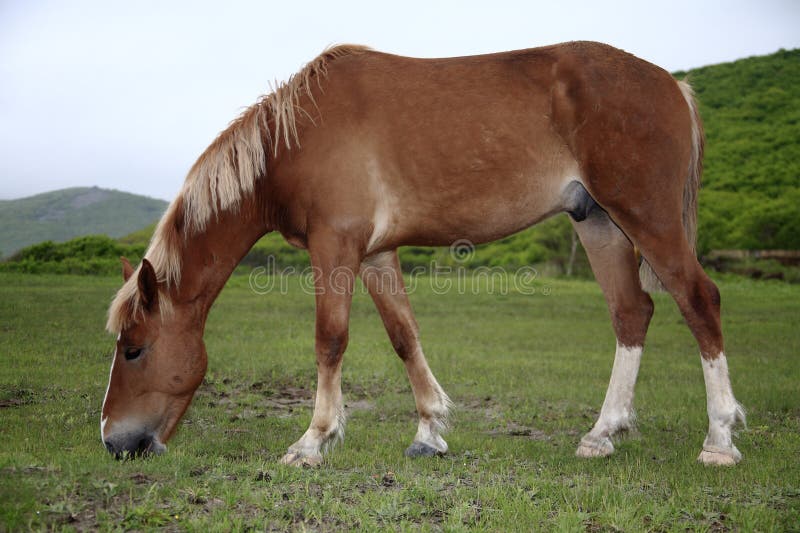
[101,258,207,459]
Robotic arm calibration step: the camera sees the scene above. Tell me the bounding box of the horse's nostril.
[104,440,124,460]
[136,437,153,456]
[104,433,161,459]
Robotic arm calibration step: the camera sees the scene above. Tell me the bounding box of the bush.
[0,235,144,276]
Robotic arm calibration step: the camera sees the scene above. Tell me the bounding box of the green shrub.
[0,235,144,276]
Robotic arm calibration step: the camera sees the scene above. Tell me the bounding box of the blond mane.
[107,44,369,333]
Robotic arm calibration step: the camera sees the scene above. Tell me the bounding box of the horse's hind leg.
[361,251,451,457]
[619,216,745,465]
[570,206,654,458]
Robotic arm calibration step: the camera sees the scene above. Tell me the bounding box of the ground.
[0,272,798,531]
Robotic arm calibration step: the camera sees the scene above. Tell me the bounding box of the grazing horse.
[102,41,744,466]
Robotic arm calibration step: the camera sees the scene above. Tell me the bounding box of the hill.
[0,187,167,258]
[675,48,799,197]
[675,48,800,252]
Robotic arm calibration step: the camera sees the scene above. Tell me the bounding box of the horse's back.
[275,42,689,249]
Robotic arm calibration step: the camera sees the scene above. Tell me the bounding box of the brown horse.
[102,41,744,466]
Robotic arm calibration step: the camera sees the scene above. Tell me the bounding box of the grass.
[0,271,798,531]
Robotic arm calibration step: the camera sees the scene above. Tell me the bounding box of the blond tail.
[639,79,704,292]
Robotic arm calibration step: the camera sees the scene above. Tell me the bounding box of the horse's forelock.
[106,277,140,333]
[106,274,175,334]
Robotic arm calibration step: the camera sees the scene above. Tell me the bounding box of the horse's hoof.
[405,441,444,458]
[697,446,741,466]
[279,452,323,467]
[575,434,614,458]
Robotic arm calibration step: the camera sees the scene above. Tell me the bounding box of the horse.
[101,41,745,466]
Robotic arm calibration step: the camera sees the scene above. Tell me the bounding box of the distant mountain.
[0,187,168,258]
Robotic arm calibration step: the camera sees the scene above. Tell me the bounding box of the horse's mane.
[107,44,369,333]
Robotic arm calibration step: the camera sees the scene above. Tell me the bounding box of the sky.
[1,0,798,202]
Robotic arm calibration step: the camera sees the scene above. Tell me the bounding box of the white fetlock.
[699,354,745,466]
[577,343,641,459]
[576,433,615,458]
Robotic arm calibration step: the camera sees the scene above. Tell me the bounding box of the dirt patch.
[264,387,314,414]
[0,386,68,408]
[461,499,483,526]
[380,471,396,487]
[584,517,623,532]
[129,473,152,485]
[345,399,375,412]
[486,422,551,441]
[197,377,376,421]
[197,379,314,419]
[1,464,61,475]
[0,387,36,408]
[460,395,503,421]
[254,470,272,482]
[421,508,446,525]
[459,395,554,440]
[189,466,210,477]
[0,397,33,408]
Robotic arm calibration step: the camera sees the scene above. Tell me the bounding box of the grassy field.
[0,271,798,531]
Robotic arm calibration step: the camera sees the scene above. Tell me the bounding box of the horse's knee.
[387,323,418,361]
[612,293,654,346]
[688,276,724,358]
[390,334,411,361]
[376,310,419,361]
[316,313,350,365]
[690,276,721,315]
[317,333,348,365]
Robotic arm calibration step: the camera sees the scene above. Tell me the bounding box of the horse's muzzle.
[104,433,166,460]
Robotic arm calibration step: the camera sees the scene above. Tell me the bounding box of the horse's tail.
[639,79,704,292]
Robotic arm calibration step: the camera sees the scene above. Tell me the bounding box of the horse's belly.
[392,167,576,248]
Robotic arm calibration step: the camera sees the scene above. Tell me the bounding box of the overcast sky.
[1,0,798,201]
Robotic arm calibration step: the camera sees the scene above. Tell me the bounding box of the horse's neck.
[174,198,267,316]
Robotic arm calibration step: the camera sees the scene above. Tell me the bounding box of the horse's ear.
[121,256,134,282]
[137,258,158,310]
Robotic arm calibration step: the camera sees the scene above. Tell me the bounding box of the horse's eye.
[124,347,143,361]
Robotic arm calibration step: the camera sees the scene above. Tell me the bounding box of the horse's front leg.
[280,233,360,467]
[361,251,451,457]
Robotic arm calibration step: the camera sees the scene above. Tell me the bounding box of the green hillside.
[675,48,800,252]
[0,187,167,258]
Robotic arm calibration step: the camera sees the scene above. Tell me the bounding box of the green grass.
[1,272,798,530]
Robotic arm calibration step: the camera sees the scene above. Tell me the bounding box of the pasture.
[1,271,798,530]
